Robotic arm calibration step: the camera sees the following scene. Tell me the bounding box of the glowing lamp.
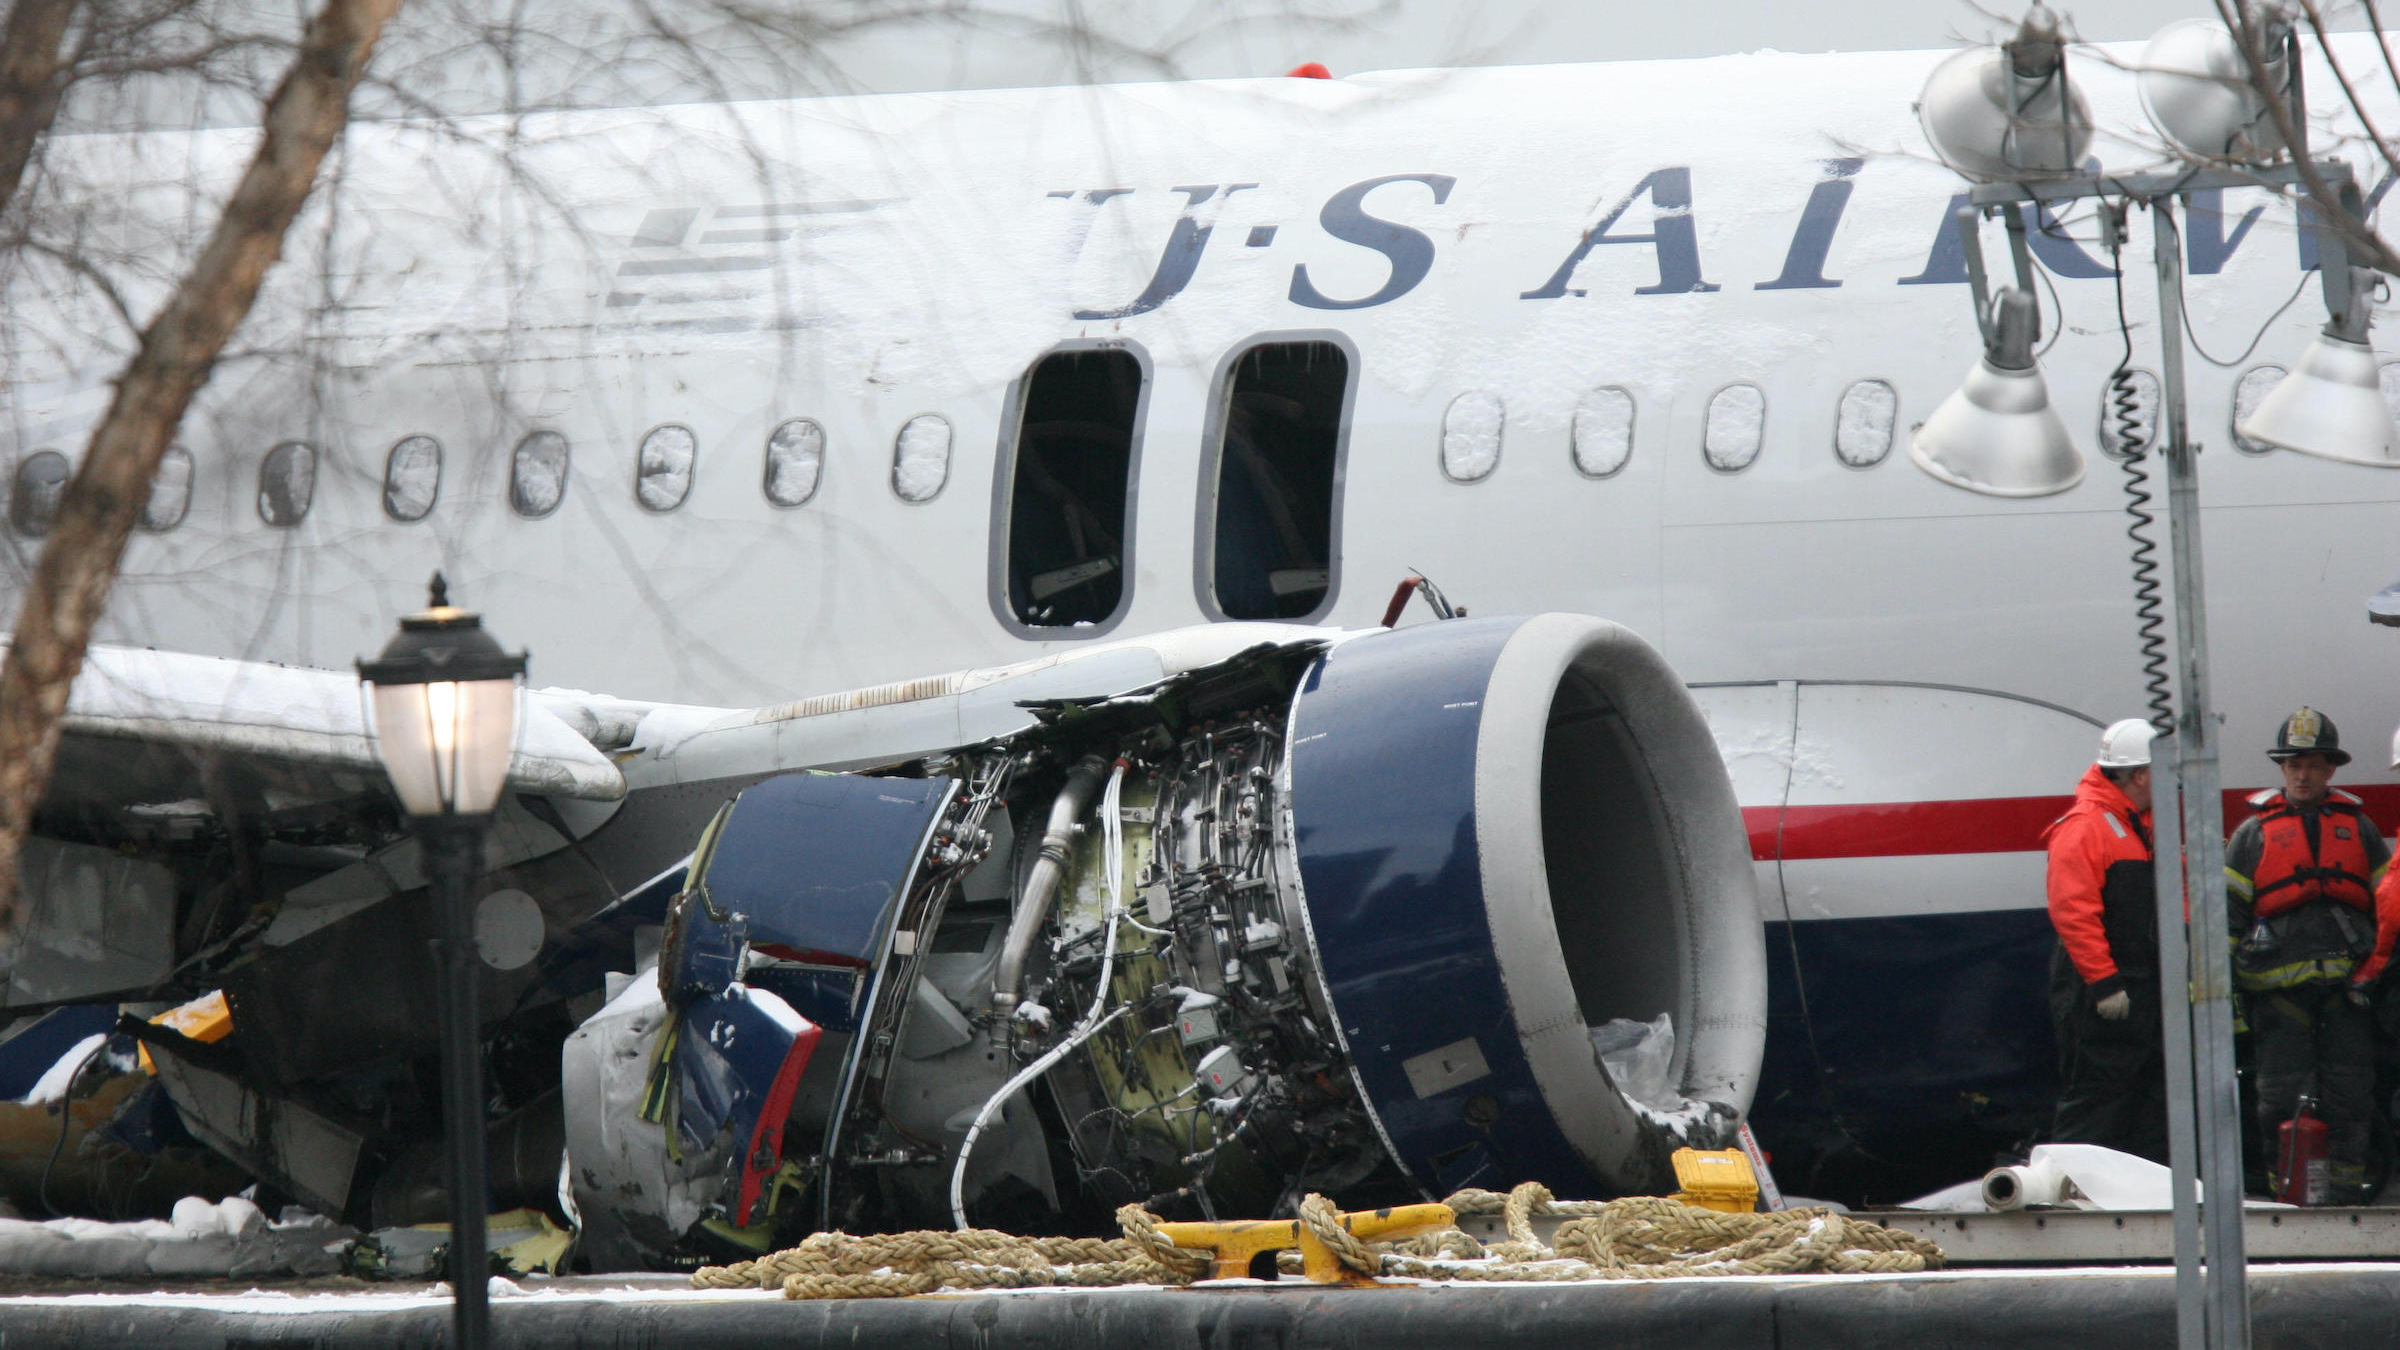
[358,574,526,818]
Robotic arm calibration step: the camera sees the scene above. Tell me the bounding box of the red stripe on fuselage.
[1744,783,2400,862]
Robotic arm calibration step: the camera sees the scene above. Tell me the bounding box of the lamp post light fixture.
[358,574,526,1350]
[1911,11,2399,1350]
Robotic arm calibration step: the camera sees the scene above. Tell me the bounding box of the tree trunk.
[0,0,81,222]
[0,0,404,929]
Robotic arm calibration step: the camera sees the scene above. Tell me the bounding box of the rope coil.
[693,1182,1943,1299]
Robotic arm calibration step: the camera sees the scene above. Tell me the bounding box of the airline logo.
[1032,163,2397,320]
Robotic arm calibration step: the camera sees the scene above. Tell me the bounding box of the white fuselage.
[7,42,2397,799]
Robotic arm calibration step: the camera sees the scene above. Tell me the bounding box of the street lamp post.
[359,574,526,1350]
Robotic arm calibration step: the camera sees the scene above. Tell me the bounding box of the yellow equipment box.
[1671,1147,1760,1214]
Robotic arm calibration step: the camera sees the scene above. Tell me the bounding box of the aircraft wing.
[30,642,625,828]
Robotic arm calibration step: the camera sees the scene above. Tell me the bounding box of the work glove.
[2096,990,2131,1021]
[2348,983,2376,1010]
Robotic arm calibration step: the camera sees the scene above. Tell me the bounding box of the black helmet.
[2269,706,2352,766]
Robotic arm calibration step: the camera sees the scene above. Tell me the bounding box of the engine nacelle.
[565,613,1764,1265]
[1285,612,1765,1196]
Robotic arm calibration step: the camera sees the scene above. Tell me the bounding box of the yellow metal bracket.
[1157,1202,1455,1285]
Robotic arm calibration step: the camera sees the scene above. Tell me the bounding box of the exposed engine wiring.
[951,759,1132,1230]
[2107,223,2175,734]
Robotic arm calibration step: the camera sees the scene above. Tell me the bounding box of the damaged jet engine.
[17,613,1765,1270]
[558,614,1765,1267]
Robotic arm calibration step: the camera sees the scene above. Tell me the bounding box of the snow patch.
[763,418,824,506]
[892,415,951,502]
[1832,379,1896,467]
[22,1034,104,1105]
[635,425,696,511]
[2230,365,2285,454]
[381,435,440,521]
[1702,384,1766,471]
[511,431,569,516]
[1570,386,1635,477]
[1440,390,1504,482]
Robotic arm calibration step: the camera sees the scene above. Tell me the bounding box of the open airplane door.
[1694,681,2100,1202]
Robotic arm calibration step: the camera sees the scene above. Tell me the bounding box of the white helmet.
[2097,718,2155,769]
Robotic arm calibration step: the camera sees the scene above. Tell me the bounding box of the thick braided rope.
[691,1184,1943,1298]
[1309,1185,1944,1283]
[1296,1193,1384,1275]
[689,1204,1208,1299]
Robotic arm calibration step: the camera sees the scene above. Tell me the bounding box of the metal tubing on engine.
[990,756,1109,1015]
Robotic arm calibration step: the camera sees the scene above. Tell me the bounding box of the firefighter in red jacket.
[2226,707,2394,1202]
[2046,718,2165,1161]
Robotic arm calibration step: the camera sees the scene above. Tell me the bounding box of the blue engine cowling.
[1284,613,1766,1196]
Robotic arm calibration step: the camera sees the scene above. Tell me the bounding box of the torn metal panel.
[149,1053,364,1220]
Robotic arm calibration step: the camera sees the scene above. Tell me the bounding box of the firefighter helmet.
[2269,706,2351,766]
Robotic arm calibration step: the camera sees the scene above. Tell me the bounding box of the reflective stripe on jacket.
[2043,764,2155,999]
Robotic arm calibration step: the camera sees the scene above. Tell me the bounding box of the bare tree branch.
[2300,0,2400,189]
[2215,0,2400,276]
[0,0,403,927]
[0,0,83,221]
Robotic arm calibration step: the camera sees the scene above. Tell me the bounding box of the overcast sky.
[62,0,2327,130]
[822,0,2265,94]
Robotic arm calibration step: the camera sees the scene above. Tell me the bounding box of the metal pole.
[422,813,492,1350]
[2152,199,2250,1350]
[2148,730,2205,1350]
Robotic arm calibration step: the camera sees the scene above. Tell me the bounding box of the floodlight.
[1910,289,2086,496]
[2138,17,2288,161]
[2238,279,2400,466]
[1917,6,2093,183]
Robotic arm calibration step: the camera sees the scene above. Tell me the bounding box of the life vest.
[2235,790,2379,991]
[2251,790,2374,917]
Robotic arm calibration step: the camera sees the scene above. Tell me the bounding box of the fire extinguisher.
[2278,1095,2331,1207]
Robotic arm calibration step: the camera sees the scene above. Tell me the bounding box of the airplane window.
[892,414,951,502]
[141,447,193,532]
[2093,370,2159,459]
[382,435,440,522]
[9,451,68,536]
[1208,339,1347,621]
[1440,390,1504,482]
[764,418,824,507]
[1833,379,1897,468]
[1002,347,1145,628]
[1571,387,1635,478]
[1703,383,1766,472]
[257,441,316,526]
[511,430,569,517]
[2230,365,2284,455]
[635,424,697,512]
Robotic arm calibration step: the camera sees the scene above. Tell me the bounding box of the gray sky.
[57,0,2315,131]
[819,1,2255,94]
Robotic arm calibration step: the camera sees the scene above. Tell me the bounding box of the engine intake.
[1285,612,1765,1195]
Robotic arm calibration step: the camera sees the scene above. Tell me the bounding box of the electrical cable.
[2108,227,2176,734]
[951,759,1132,1230]
[38,1037,112,1218]
[2034,248,2067,358]
[2181,265,2312,369]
